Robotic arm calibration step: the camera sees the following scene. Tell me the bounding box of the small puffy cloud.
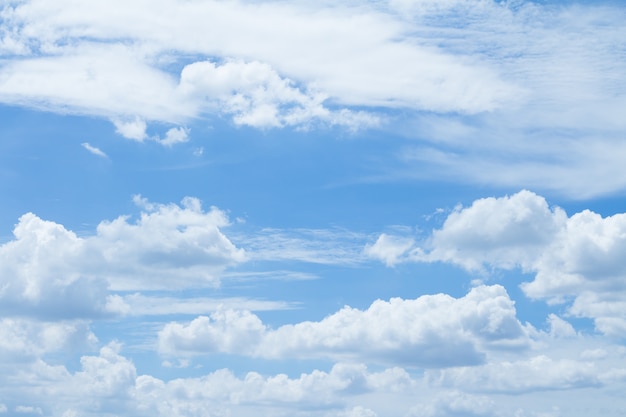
[112,116,148,141]
[158,285,530,367]
[81,142,107,158]
[367,190,626,337]
[156,126,189,147]
[364,233,418,267]
[178,59,379,130]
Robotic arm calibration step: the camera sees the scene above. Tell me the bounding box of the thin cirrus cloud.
[365,190,626,337]
[81,142,107,158]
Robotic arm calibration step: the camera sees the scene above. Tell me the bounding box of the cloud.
[236,227,371,266]
[81,142,107,158]
[156,127,189,147]
[364,233,417,267]
[14,406,42,415]
[366,190,626,336]
[0,318,96,360]
[427,356,607,394]
[0,197,245,320]
[2,1,625,194]
[408,391,496,417]
[0,1,517,130]
[117,294,296,317]
[158,285,530,367]
[112,117,148,141]
[178,59,380,130]
[11,347,413,417]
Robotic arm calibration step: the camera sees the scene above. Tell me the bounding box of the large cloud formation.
[158,284,530,367]
[0,196,245,320]
[2,1,626,195]
[366,190,626,337]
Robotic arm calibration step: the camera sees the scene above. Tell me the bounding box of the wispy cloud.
[81,142,107,158]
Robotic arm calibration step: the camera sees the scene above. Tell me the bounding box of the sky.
[1,0,626,416]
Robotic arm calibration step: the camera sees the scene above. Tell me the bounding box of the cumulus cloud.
[367,190,626,337]
[10,347,413,417]
[178,59,380,130]
[0,197,245,320]
[112,117,148,141]
[156,126,189,146]
[0,318,96,360]
[158,285,530,366]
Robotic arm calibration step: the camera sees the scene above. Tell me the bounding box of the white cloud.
[178,59,379,129]
[81,142,107,158]
[236,227,370,266]
[14,406,42,415]
[364,233,416,267]
[118,294,296,317]
[0,1,517,130]
[158,285,530,366]
[408,391,496,417]
[340,406,378,417]
[156,126,189,147]
[427,356,606,394]
[112,117,148,141]
[366,190,626,336]
[0,1,624,193]
[0,197,245,319]
[10,347,413,417]
[0,318,96,360]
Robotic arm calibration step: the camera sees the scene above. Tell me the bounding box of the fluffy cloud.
[0,196,245,320]
[178,60,379,130]
[0,0,517,130]
[158,285,530,366]
[366,190,626,336]
[7,346,412,417]
[0,319,96,370]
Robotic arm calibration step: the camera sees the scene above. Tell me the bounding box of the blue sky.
[1,0,626,416]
